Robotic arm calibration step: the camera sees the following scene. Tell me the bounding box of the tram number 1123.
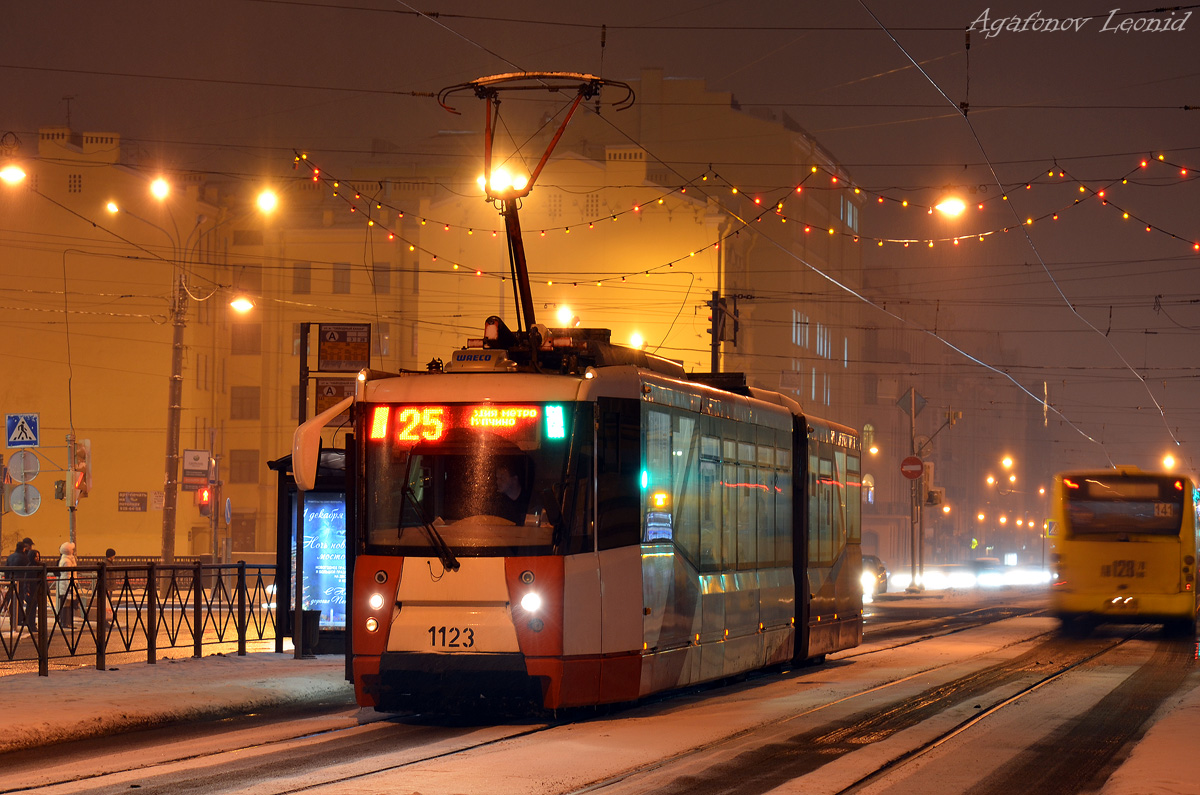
[429,626,476,648]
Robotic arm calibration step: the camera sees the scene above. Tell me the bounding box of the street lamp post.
[110,185,276,565]
[161,272,187,565]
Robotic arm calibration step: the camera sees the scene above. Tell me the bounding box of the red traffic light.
[196,486,213,517]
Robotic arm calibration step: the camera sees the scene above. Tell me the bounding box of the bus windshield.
[362,402,582,555]
[1064,474,1186,536]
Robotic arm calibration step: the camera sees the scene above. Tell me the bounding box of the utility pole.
[161,273,187,565]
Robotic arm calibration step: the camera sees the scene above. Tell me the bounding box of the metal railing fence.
[0,561,279,676]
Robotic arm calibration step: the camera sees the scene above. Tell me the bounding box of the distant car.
[861,554,890,594]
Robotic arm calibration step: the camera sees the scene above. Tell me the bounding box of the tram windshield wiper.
[400,485,460,572]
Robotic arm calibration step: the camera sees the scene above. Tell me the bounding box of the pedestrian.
[19,538,39,633]
[56,541,77,625]
[3,540,29,626]
[103,548,117,621]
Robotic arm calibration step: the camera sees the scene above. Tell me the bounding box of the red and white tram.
[294,318,863,712]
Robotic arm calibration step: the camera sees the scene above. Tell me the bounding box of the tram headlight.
[368,593,385,611]
[520,591,543,613]
[365,617,379,633]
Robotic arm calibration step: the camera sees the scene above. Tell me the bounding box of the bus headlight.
[520,591,543,613]
[368,593,385,610]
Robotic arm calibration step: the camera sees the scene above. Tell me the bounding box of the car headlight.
[860,570,877,593]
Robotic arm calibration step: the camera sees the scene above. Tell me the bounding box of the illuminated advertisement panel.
[290,492,347,628]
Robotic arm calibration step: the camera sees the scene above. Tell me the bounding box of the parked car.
[861,554,890,594]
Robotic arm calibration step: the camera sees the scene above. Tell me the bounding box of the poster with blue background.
[291,492,347,628]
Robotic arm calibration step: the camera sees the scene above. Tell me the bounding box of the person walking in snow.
[56,541,78,625]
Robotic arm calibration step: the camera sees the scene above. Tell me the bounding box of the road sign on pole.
[6,414,39,448]
[900,455,924,479]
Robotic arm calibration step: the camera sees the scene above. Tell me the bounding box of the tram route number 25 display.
[428,625,475,648]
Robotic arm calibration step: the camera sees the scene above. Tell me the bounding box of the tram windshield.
[1063,474,1186,536]
[362,402,584,555]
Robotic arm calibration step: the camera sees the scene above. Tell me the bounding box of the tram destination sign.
[318,323,371,372]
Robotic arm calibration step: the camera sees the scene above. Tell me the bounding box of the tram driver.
[493,460,528,525]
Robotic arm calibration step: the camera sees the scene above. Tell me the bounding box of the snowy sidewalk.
[0,652,353,755]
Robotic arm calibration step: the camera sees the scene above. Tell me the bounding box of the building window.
[290,385,299,421]
[372,322,391,357]
[68,174,82,193]
[230,386,261,420]
[229,449,260,484]
[230,323,261,355]
[293,262,311,294]
[333,262,351,294]
[231,512,258,551]
[372,262,390,295]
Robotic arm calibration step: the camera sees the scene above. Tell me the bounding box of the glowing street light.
[1163,454,1176,470]
[230,296,256,313]
[0,165,26,185]
[150,178,170,200]
[256,189,279,214]
[934,197,966,217]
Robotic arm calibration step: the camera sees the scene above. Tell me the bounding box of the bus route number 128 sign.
[900,456,924,480]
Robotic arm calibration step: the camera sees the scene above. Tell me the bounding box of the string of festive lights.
[292,149,1200,287]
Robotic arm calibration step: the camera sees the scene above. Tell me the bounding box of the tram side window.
[699,435,721,570]
[597,397,642,551]
[808,446,820,565]
[723,459,739,569]
[561,404,596,555]
[643,408,672,542]
[757,451,775,568]
[775,446,793,566]
[673,414,701,564]
[847,454,861,543]
[833,450,849,553]
[810,446,835,566]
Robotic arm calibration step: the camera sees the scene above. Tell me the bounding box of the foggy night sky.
[4,0,1199,471]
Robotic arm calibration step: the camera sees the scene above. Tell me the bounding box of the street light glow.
[1163,454,1176,470]
[256,189,278,214]
[230,296,255,313]
[151,178,170,200]
[934,197,966,217]
[0,165,27,185]
[477,169,529,198]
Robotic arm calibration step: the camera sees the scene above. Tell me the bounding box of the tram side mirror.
[293,396,352,491]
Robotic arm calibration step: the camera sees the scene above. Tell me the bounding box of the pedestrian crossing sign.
[6,413,40,448]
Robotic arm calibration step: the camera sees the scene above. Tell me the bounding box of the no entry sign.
[900,456,924,479]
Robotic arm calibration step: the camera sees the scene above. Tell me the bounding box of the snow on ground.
[0,650,352,755]
[1,587,1197,795]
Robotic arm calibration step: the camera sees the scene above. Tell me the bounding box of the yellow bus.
[1050,467,1200,636]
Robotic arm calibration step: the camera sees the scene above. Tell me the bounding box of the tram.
[1049,466,1200,635]
[293,318,863,712]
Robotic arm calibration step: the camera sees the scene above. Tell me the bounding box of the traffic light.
[196,485,213,517]
[72,440,91,501]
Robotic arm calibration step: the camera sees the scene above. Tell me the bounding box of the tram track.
[5,596,1105,795]
[559,627,1148,795]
